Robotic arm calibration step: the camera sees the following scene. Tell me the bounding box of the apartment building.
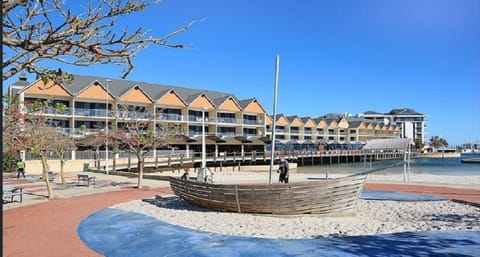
[7,73,417,155]
[265,113,401,151]
[8,73,267,155]
[361,109,428,143]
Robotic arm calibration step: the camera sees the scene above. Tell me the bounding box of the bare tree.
[51,131,77,185]
[3,97,75,198]
[3,0,200,82]
[3,115,60,199]
[76,132,108,169]
[111,116,178,188]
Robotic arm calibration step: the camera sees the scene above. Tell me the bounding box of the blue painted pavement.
[361,190,447,201]
[78,191,480,257]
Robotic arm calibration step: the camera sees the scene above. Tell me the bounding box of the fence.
[24,149,193,161]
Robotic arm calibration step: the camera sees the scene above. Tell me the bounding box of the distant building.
[361,108,428,144]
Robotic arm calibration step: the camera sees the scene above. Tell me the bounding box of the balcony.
[216,117,240,124]
[243,119,264,125]
[188,115,210,122]
[26,106,72,116]
[290,130,300,135]
[74,108,108,117]
[157,113,184,121]
[116,110,152,119]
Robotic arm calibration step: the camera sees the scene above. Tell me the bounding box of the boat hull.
[169,174,367,215]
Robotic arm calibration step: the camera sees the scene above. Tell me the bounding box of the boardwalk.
[95,150,407,172]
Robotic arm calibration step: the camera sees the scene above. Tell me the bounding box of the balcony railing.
[21,108,269,127]
[26,106,72,115]
[243,119,264,125]
[116,110,152,119]
[157,113,184,121]
[74,108,108,117]
[216,117,241,124]
[188,115,210,122]
[216,132,236,137]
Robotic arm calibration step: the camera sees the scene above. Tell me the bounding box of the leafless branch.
[3,0,201,81]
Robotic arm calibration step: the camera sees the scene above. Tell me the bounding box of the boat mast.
[269,55,280,184]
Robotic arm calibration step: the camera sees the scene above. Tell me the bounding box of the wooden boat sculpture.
[169,173,367,215]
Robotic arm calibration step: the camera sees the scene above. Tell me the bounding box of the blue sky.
[4,0,479,146]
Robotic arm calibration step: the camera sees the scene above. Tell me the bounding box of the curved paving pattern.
[3,183,480,257]
[79,208,480,257]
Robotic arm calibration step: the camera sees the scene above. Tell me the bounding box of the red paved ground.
[3,187,173,257]
[364,183,480,204]
[3,184,480,257]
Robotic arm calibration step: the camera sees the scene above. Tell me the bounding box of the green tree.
[429,136,448,149]
[2,152,21,174]
[3,0,200,82]
[414,139,425,150]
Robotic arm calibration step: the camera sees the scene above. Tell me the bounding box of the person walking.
[16,160,26,178]
[278,156,289,183]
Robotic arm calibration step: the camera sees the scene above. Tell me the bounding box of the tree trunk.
[113,154,117,172]
[137,155,144,189]
[41,156,54,199]
[60,159,66,185]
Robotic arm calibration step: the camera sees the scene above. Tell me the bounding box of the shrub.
[3,152,21,173]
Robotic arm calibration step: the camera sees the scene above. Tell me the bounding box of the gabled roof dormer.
[217,96,242,112]
[240,98,267,114]
[156,89,187,107]
[301,117,316,128]
[328,119,338,129]
[337,116,349,129]
[77,80,116,101]
[21,78,73,98]
[315,118,328,128]
[118,85,153,104]
[287,115,303,127]
[189,93,216,110]
[275,114,290,126]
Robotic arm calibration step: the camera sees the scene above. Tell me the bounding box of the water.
[298,156,480,176]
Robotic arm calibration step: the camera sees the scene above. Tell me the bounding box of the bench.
[77,174,96,187]
[48,172,57,182]
[41,172,57,183]
[3,185,23,203]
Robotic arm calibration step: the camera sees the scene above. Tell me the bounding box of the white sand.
[113,171,480,239]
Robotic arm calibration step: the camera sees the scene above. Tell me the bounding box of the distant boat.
[460,158,480,163]
[460,142,480,156]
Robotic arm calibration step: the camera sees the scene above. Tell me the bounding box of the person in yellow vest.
[16,160,26,178]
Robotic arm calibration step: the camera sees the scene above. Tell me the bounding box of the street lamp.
[105,78,112,175]
[201,107,207,169]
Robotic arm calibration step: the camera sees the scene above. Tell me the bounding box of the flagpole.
[269,55,280,184]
